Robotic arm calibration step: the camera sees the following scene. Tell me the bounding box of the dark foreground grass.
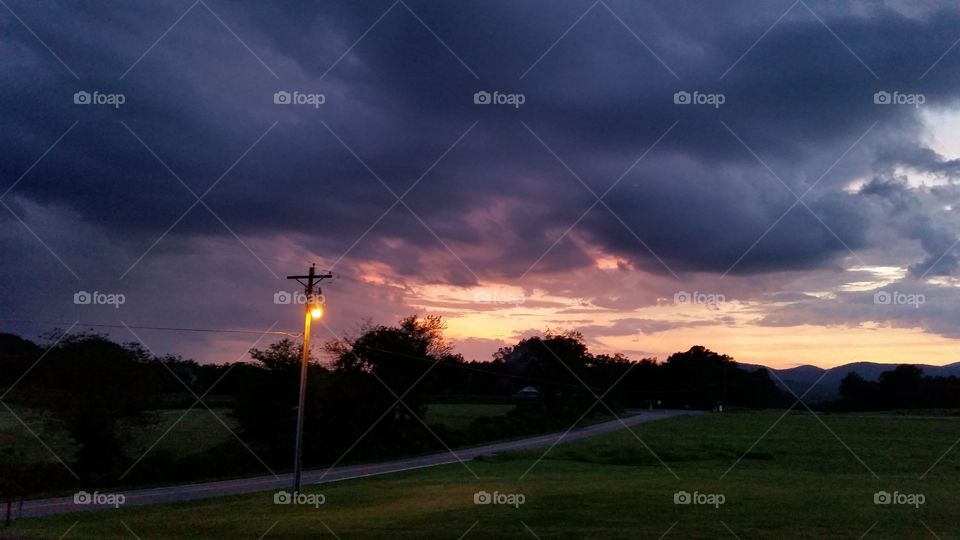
[8,411,960,539]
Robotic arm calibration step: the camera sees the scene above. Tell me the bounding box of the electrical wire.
[0,320,301,337]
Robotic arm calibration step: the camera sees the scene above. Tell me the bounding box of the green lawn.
[9,410,960,538]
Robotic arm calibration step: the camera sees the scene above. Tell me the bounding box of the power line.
[0,320,301,337]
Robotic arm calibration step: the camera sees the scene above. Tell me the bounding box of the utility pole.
[286,263,332,493]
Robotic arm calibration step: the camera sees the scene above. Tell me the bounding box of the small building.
[512,386,542,400]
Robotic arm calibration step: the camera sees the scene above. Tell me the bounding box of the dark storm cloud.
[858,174,960,277]
[4,0,960,298]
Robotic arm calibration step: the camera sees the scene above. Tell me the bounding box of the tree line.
[0,315,783,498]
[835,364,960,410]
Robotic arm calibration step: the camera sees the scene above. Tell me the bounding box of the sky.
[3,0,960,369]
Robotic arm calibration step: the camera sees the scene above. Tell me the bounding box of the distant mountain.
[739,361,960,403]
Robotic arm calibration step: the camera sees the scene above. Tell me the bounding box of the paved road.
[14,409,698,519]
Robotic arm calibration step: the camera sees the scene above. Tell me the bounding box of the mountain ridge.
[739,361,960,402]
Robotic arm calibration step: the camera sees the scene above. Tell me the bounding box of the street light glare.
[311,306,323,318]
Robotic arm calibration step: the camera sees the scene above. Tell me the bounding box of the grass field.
[0,405,76,463]
[2,403,507,465]
[424,403,516,430]
[125,409,239,459]
[0,406,237,463]
[8,410,960,539]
